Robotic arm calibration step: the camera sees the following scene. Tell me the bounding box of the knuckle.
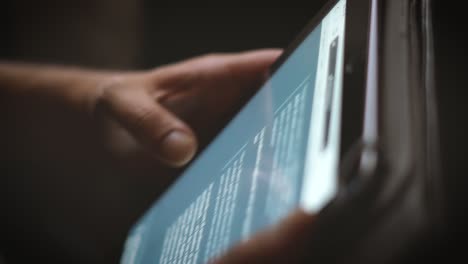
[131,105,173,142]
[93,85,120,116]
[92,76,144,116]
[93,77,125,111]
[131,106,157,131]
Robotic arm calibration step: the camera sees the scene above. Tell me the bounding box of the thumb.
[96,86,197,167]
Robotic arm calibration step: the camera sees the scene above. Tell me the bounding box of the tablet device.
[121,0,374,262]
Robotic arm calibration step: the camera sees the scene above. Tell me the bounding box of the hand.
[1,49,282,263]
[213,210,316,264]
[91,49,282,167]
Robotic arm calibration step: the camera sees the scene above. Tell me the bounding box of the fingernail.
[159,130,197,167]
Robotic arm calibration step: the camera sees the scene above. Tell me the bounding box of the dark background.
[432,0,468,251]
[1,1,466,263]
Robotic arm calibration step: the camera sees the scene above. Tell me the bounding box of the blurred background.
[0,1,466,263]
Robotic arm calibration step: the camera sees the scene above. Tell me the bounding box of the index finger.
[151,49,283,90]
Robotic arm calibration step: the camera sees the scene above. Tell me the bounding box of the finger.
[96,85,197,167]
[217,49,283,84]
[151,49,282,144]
[154,49,282,90]
[212,210,316,264]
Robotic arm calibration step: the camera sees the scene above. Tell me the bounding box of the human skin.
[213,210,316,264]
[1,49,282,167]
[0,49,316,263]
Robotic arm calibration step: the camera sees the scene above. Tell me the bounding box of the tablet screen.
[122,1,346,263]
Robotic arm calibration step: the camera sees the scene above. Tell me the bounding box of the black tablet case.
[304,0,444,263]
